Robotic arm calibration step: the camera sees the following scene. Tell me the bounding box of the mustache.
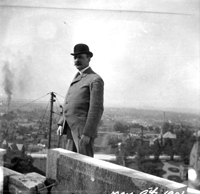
[75,62,82,66]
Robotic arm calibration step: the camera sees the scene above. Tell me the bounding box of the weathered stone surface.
[46,149,60,180]
[47,148,187,194]
[3,167,22,176]
[3,167,22,192]
[0,149,6,166]
[0,167,3,194]
[0,148,6,193]
[8,172,47,194]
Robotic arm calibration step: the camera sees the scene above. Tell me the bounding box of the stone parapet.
[0,149,6,194]
[46,148,188,194]
[3,167,47,194]
[3,167,23,194]
[0,149,6,166]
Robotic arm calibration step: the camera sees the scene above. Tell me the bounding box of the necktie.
[75,72,80,78]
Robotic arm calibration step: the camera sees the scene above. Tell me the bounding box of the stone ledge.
[3,167,22,176]
[3,167,47,194]
[0,149,6,166]
[3,167,23,194]
[0,149,6,155]
[47,148,187,194]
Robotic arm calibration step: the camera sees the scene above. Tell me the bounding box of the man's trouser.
[66,127,94,157]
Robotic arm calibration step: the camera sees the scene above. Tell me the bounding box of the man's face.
[74,54,90,71]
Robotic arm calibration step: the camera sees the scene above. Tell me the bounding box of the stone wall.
[0,148,6,166]
[46,148,188,194]
[3,167,47,194]
[0,149,47,194]
[0,148,6,193]
[1,148,200,194]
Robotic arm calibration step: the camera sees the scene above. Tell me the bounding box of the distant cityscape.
[1,98,199,153]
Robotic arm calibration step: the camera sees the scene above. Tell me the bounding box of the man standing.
[57,43,104,157]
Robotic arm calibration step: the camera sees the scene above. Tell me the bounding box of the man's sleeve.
[58,115,64,126]
[82,77,104,138]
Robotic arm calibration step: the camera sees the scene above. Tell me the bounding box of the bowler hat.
[71,44,93,58]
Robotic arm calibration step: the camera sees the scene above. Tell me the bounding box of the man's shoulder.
[85,68,103,81]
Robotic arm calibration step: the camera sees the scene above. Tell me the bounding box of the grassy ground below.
[126,158,187,184]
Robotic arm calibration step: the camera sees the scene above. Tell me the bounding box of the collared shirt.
[79,66,90,74]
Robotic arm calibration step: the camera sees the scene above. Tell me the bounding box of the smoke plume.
[2,62,14,110]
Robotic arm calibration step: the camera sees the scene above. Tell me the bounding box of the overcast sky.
[0,0,199,113]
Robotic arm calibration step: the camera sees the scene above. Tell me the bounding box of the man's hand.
[57,126,64,136]
[80,134,90,145]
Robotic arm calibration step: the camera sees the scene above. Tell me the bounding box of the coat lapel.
[71,72,82,85]
[70,67,92,85]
